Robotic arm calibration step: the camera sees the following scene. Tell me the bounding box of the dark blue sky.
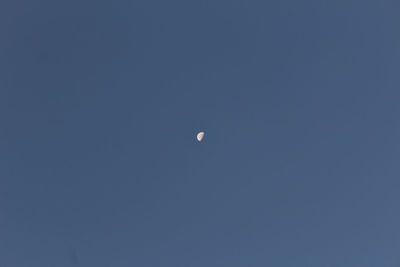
[1,0,400,266]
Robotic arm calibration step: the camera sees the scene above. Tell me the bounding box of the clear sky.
[1,0,400,266]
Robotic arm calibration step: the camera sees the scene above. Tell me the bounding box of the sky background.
[1,0,400,266]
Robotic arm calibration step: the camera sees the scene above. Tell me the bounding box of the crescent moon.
[196,132,205,142]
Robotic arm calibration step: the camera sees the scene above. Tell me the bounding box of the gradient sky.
[1,0,400,266]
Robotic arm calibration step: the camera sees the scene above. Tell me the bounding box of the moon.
[196,131,205,142]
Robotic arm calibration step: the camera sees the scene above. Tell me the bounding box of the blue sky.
[1,0,400,266]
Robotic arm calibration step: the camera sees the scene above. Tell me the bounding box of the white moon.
[196,131,205,142]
